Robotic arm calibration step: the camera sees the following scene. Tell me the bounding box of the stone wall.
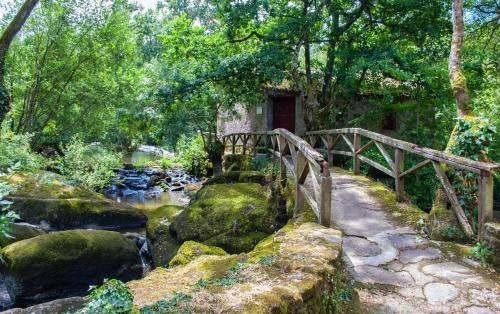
[483,222,500,269]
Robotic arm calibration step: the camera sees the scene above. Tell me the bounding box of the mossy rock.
[0,223,45,248]
[1,171,147,230]
[0,230,142,307]
[223,154,253,172]
[169,241,228,267]
[128,223,358,313]
[205,171,266,185]
[145,205,183,267]
[170,183,283,254]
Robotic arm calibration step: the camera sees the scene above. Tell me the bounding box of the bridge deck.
[307,167,500,313]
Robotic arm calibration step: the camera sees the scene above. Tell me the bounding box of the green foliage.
[55,139,122,190]
[175,135,211,176]
[140,292,194,314]
[441,224,465,241]
[0,129,43,172]
[0,181,20,256]
[468,242,494,265]
[321,268,356,313]
[448,117,496,230]
[77,279,135,314]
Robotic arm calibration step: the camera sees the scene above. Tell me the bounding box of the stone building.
[218,88,306,136]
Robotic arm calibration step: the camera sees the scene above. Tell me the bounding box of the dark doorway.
[272,97,296,133]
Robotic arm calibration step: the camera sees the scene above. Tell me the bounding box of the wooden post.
[280,157,287,188]
[478,170,494,242]
[242,135,247,155]
[353,133,361,174]
[231,135,236,154]
[395,149,405,202]
[295,152,306,213]
[319,162,332,227]
[327,135,334,166]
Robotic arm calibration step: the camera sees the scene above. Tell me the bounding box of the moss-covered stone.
[170,183,283,254]
[0,171,147,230]
[3,297,87,314]
[0,230,142,307]
[169,241,228,267]
[145,205,183,267]
[0,223,45,248]
[128,223,358,313]
[223,154,253,172]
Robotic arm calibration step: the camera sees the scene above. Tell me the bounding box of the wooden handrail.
[305,128,498,241]
[222,127,497,241]
[222,129,332,227]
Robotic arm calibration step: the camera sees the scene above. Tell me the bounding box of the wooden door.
[272,97,296,133]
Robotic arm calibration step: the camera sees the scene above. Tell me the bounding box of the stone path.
[328,169,500,314]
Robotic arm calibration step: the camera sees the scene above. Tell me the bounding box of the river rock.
[146,205,184,267]
[170,183,283,254]
[0,223,45,248]
[1,172,147,230]
[3,297,86,314]
[0,230,142,307]
[128,223,356,313]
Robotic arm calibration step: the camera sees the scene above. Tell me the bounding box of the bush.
[0,181,19,251]
[172,135,211,176]
[77,279,135,314]
[55,138,123,190]
[0,129,43,172]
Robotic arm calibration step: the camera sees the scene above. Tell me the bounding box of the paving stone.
[465,306,495,314]
[423,283,459,305]
[343,236,382,257]
[387,261,404,272]
[399,247,441,263]
[399,287,425,299]
[469,289,500,308]
[388,234,428,249]
[421,262,473,280]
[350,265,414,287]
[402,262,436,286]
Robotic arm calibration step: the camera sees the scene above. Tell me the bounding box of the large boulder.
[1,172,147,230]
[145,205,183,268]
[0,223,45,248]
[170,183,286,254]
[0,230,142,307]
[128,223,358,313]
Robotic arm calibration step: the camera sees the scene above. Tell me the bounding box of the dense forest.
[0,0,498,313]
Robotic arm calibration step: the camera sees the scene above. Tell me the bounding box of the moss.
[1,230,142,306]
[145,205,184,267]
[171,183,280,253]
[169,241,228,267]
[223,154,253,172]
[0,223,45,248]
[205,171,266,185]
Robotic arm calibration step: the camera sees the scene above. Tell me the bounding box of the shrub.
[469,242,493,265]
[77,279,135,314]
[0,180,20,261]
[0,129,43,172]
[55,138,123,190]
[175,135,211,176]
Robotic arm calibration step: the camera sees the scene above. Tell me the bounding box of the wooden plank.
[331,150,353,157]
[296,152,309,184]
[375,141,396,172]
[319,174,332,227]
[394,149,405,202]
[342,134,355,152]
[353,134,361,175]
[358,156,395,178]
[478,171,494,242]
[432,161,474,238]
[357,140,375,155]
[299,185,319,217]
[399,159,431,178]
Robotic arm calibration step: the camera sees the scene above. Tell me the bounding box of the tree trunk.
[0,0,39,126]
[431,0,474,235]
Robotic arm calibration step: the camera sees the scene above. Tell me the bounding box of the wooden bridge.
[222,128,498,241]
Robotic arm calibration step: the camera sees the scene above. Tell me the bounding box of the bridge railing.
[305,128,498,241]
[222,129,332,226]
